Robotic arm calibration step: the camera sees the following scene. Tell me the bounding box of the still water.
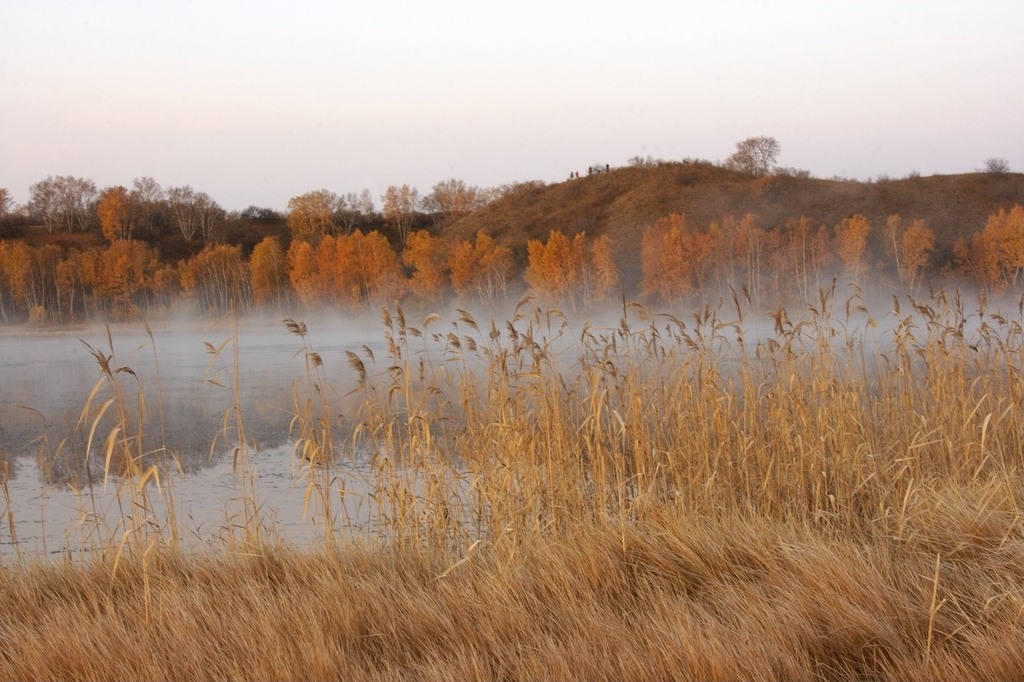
[0,314,399,558]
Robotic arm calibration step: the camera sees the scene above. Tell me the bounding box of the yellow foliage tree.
[899,219,935,291]
[249,236,287,306]
[95,240,159,319]
[834,214,871,282]
[287,190,340,243]
[181,244,249,313]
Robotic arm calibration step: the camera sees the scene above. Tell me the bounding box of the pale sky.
[1,1,1021,212]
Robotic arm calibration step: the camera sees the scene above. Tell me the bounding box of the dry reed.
[1,286,1023,680]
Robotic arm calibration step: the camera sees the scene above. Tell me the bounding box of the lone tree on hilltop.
[984,157,1010,175]
[726,136,780,177]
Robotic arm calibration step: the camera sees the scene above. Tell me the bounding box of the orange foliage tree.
[641,213,714,303]
[289,231,406,308]
[969,205,1024,288]
[901,218,933,286]
[524,230,587,307]
[349,230,406,306]
[0,241,33,317]
[287,240,320,305]
[402,230,448,304]
[586,234,620,304]
[448,230,513,304]
[93,241,160,319]
[0,242,62,320]
[150,263,181,310]
[96,186,135,242]
[56,248,103,320]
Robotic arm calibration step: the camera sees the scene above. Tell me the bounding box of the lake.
[0,312,412,558]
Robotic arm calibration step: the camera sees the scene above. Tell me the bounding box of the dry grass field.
[2,286,1024,680]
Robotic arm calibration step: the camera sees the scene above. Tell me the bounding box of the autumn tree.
[707,214,749,291]
[448,230,513,304]
[28,175,97,232]
[884,215,905,283]
[885,214,935,290]
[167,186,222,242]
[422,179,486,223]
[969,205,1024,287]
[769,216,832,301]
[402,229,448,304]
[287,189,342,242]
[96,186,136,242]
[640,214,715,302]
[381,184,420,244]
[150,263,181,310]
[586,234,620,304]
[0,242,11,321]
[0,241,35,316]
[351,230,406,306]
[287,239,320,305]
[93,240,159,318]
[725,137,780,177]
[524,230,587,307]
[310,231,405,307]
[197,194,223,243]
[131,177,164,235]
[900,219,935,291]
[181,244,250,312]
[0,188,11,221]
[249,236,287,306]
[54,247,105,320]
[834,214,871,282]
[314,235,344,302]
[336,190,375,234]
[641,214,688,302]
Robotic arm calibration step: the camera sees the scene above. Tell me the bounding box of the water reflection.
[0,318,377,479]
[0,443,387,557]
[0,316,399,557]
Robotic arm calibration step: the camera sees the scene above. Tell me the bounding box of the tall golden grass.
[2,284,1024,680]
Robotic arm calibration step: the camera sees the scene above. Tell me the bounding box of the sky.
[1,1,1022,212]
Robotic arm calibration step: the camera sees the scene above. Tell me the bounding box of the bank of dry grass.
[2,502,1023,681]
[2,286,1024,680]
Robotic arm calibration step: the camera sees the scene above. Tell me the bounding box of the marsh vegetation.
[2,285,1024,680]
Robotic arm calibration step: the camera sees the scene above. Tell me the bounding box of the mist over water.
[0,311,416,556]
[0,312,405,466]
[1,287,1021,557]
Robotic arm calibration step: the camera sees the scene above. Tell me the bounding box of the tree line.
[1,203,1022,323]
[1,167,1023,323]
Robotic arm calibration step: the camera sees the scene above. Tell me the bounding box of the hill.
[447,162,1024,290]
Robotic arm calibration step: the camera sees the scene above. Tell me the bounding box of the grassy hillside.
[448,163,1024,288]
